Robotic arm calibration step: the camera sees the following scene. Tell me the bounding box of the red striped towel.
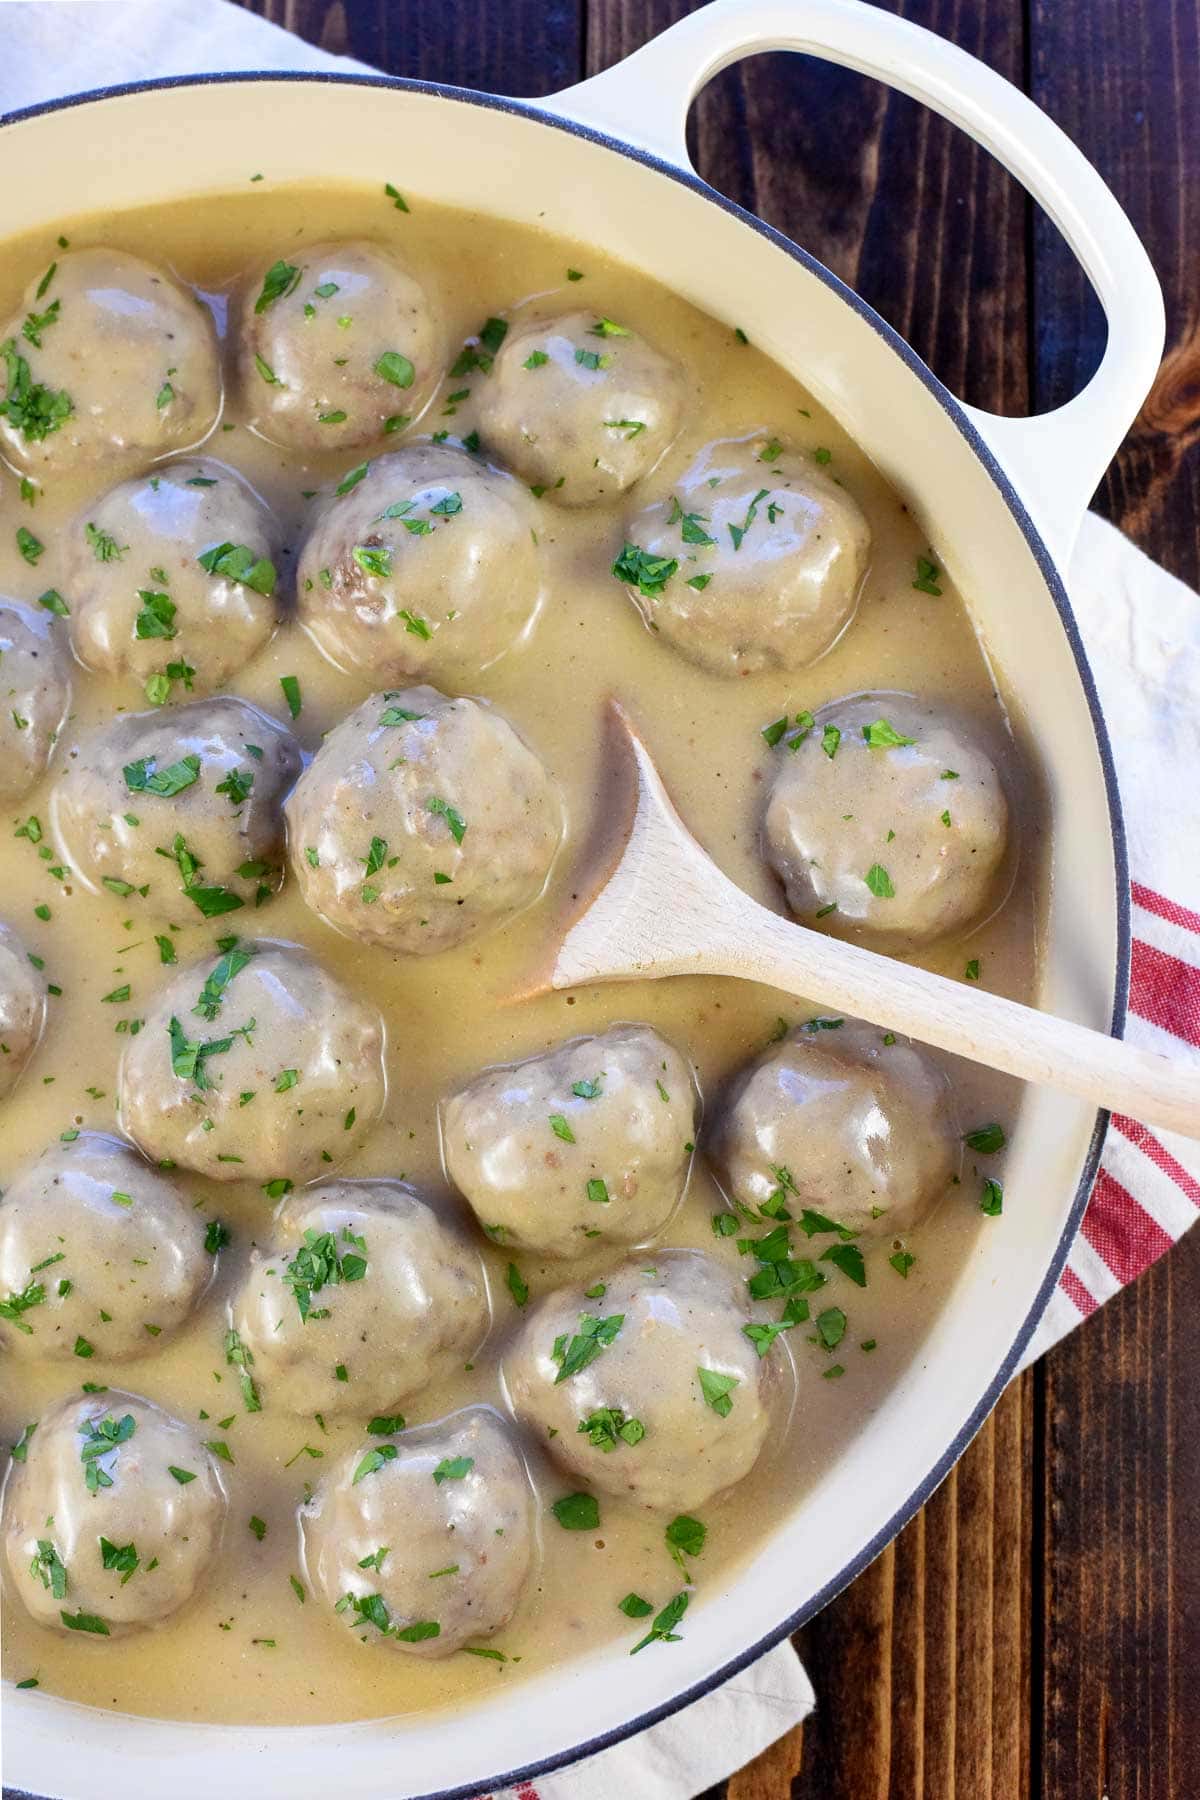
[1021,514,1200,1364]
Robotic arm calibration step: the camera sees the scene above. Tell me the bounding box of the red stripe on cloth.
[1059,1265,1099,1317]
[1129,938,1200,1048]
[1131,880,1200,937]
[1080,1168,1174,1284]
[512,1786,541,1800]
[1112,1113,1200,1210]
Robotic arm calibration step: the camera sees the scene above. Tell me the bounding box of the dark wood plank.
[1030,0,1200,588]
[1038,1226,1200,1800]
[235,0,582,93]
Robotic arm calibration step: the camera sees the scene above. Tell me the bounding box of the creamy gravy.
[0,182,1038,1725]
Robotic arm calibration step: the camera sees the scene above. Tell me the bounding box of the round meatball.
[477,310,686,506]
[708,1019,959,1238]
[503,1250,777,1512]
[52,696,301,920]
[0,599,71,804]
[236,240,440,452]
[0,921,46,1101]
[620,433,871,673]
[286,686,562,956]
[296,445,542,683]
[0,249,221,476]
[63,457,280,697]
[117,940,386,1183]
[233,1179,489,1416]
[302,1408,532,1657]
[0,1131,211,1360]
[764,694,1009,947]
[442,1025,696,1257]
[2,1390,227,1635]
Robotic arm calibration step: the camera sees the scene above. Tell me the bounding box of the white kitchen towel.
[2,5,1197,1798]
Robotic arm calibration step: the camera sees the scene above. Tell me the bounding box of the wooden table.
[238,2,1200,1792]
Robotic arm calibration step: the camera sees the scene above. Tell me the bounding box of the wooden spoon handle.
[553,706,1200,1141]
[693,891,1199,1139]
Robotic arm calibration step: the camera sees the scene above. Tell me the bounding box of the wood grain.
[1031,0,1200,590]
[220,3,1200,1797]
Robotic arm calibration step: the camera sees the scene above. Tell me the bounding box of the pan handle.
[541,0,1163,567]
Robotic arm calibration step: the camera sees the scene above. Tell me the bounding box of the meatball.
[2,1390,227,1635]
[286,686,562,956]
[117,940,386,1183]
[52,696,301,920]
[302,1407,532,1657]
[0,598,71,804]
[0,1131,211,1360]
[236,240,440,452]
[0,250,221,476]
[503,1250,777,1512]
[296,445,542,683]
[0,921,46,1101]
[764,694,1009,947]
[476,310,686,506]
[442,1025,696,1257]
[619,433,870,674]
[232,1179,489,1416]
[708,1019,959,1237]
[63,457,280,698]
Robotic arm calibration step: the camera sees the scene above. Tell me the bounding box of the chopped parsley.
[630,1590,688,1654]
[612,542,676,598]
[254,260,301,312]
[426,795,467,843]
[551,1491,599,1531]
[697,1367,739,1417]
[578,1407,645,1452]
[865,863,895,899]
[197,541,277,597]
[964,1122,1007,1154]
[374,350,415,389]
[551,1311,624,1384]
[913,555,944,596]
[352,1443,398,1485]
[432,1456,474,1484]
[283,1227,368,1322]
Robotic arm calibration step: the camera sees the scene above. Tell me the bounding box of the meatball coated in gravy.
[476,310,686,506]
[621,433,871,674]
[233,1179,489,1416]
[0,921,46,1101]
[0,250,221,475]
[442,1024,696,1257]
[117,941,386,1182]
[63,457,280,696]
[764,694,1009,947]
[286,686,562,955]
[302,1408,533,1656]
[52,696,301,919]
[236,240,441,451]
[2,1391,227,1635]
[709,1019,960,1238]
[296,445,542,683]
[0,599,70,804]
[503,1250,778,1512]
[0,1131,211,1359]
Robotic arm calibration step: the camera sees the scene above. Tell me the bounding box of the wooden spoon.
[532,701,1200,1142]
